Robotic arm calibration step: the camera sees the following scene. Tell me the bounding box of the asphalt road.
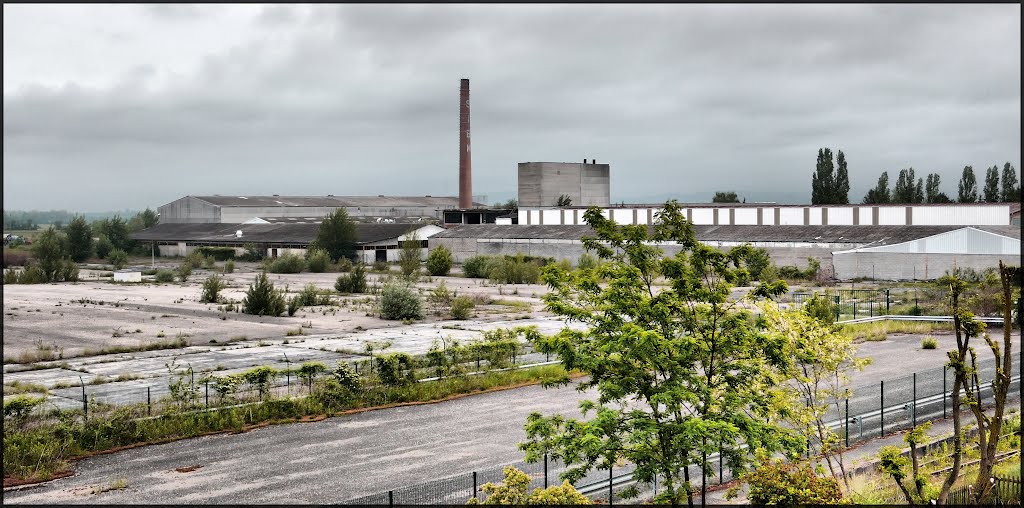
[4,330,1019,504]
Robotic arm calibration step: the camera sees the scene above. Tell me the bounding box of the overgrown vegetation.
[305,248,330,273]
[242,272,286,316]
[467,466,591,505]
[379,283,423,320]
[334,263,367,293]
[263,253,305,274]
[426,246,453,276]
[199,275,225,304]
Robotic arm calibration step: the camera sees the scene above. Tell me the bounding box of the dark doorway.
[375,249,387,262]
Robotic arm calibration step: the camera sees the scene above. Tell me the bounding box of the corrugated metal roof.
[191,195,482,208]
[433,224,1020,245]
[836,227,1021,255]
[130,223,428,245]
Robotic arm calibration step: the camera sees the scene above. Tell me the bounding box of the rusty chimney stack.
[459,78,472,209]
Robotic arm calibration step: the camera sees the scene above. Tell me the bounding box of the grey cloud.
[3,4,1020,211]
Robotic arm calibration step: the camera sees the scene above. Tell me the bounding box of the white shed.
[833,227,1021,280]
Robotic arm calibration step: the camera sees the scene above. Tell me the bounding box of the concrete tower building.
[517,160,611,207]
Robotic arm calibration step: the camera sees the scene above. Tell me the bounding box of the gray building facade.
[517,162,610,208]
[158,195,474,224]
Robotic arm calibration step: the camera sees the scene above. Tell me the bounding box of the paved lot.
[4,329,1019,504]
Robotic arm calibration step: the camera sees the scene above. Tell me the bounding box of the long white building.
[518,203,1015,227]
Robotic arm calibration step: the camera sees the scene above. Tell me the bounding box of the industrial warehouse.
[130,78,1021,281]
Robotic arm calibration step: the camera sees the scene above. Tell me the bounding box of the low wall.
[833,252,1021,280]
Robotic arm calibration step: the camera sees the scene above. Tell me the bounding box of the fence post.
[388,490,393,507]
[880,380,885,437]
[80,376,87,419]
[834,295,840,322]
[853,299,857,320]
[885,288,890,314]
[609,466,613,506]
[473,471,477,499]
[943,367,947,419]
[544,454,549,489]
[870,301,873,318]
[912,372,917,427]
[845,398,850,447]
[719,440,723,485]
[147,386,152,416]
[205,380,210,408]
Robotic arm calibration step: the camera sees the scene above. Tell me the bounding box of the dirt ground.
[2,261,549,361]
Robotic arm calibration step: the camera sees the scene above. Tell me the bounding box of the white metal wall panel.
[518,210,529,224]
[635,209,650,225]
[779,208,804,225]
[611,208,633,224]
[910,206,1010,226]
[829,207,854,225]
[716,208,731,225]
[877,207,905,225]
[734,208,758,225]
[858,207,873,225]
[690,208,714,225]
[541,210,561,225]
[808,208,823,226]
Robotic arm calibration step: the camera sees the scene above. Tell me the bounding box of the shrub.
[398,234,422,281]
[576,253,597,271]
[467,466,590,505]
[451,295,474,320]
[463,255,492,278]
[2,251,30,268]
[200,275,225,303]
[296,282,329,306]
[242,272,286,316]
[238,243,263,262]
[177,261,193,282]
[335,263,367,293]
[336,258,353,272]
[372,260,389,272]
[223,260,235,274]
[265,253,305,274]
[803,293,837,324]
[374,352,416,386]
[202,255,216,270]
[427,281,455,316]
[95,235,113,260]
[194,246,236,261]
[331,362,360,391]
[487,255,541,285]
[740,458,843,505]
[287,295,301,317]
[60,260,79,282]
[425,246,453,276]
[107,249,128,270]
[379,283,423,320]
[921,337,938,349]
[306,248,330,273]
[155,269,175,283]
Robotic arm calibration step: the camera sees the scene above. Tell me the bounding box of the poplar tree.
[957,166,978,203]
[834,150,850,204]
[862,172,891,204]
[1000,162,1019,203]
[983,165,1000,202]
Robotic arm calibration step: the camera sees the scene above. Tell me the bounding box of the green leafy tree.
[555,194,573,207]
[519,202,799,506]
[958,166,978,203]
[31,227,70,282]
[879,423,933,505]
[95,215,132,252]
[834,150,850,204]
[862,171,891,204]
[95,235,113,260]
[65,215,94,262]
[1001,162,1019,202]
[924,173,952,203]
[711,191,740,203]
[398,231,421,281]
[127,208,159,232]
[311,209,357,262]
[811,148,835,204]
[983,165,1000,202]
[242,271,286,316]
[893,168,924,203]
[426,245,454,276]
[379,283,423,320]
[305,247,330,273]
[760,302,870,493]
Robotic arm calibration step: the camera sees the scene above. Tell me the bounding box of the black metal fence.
[345,353,1021,504]
[948,472,1022,505]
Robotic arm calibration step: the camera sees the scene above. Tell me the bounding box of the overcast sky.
[3,4,1020,212]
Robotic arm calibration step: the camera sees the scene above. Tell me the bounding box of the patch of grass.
[81,337,188,357]
[115,373,141,382]
[491,299,532,312]
[921,336,938,349]
[2,381,50,395]
[1,364,570,483]
[90,478,128,495]
[839,320,947,341]
[285,328,305,337]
